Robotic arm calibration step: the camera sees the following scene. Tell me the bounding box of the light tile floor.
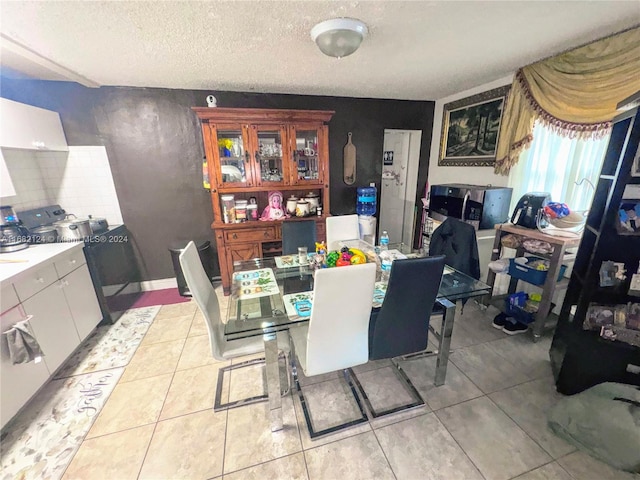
[35,289,637,479]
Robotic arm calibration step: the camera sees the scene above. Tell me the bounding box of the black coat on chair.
[429,218,480,280]
[369,255,446,360]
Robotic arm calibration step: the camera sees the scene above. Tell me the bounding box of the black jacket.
[429,218,481,280]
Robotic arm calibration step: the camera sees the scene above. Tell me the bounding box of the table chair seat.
[351,255,447,418]
[180,241,290,412]
[289,263,376,438]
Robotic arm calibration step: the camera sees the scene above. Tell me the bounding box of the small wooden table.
[484,224,582,341]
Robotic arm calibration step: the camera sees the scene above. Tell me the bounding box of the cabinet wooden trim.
[193,107,334,124]
[224,226,277,244]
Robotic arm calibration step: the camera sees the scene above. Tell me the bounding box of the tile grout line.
[369,424,398,480]
[431,408,490,480]
[288,360,313,480]
[57,306,164,478]
[134,307,192,479]
[485,386,572,462]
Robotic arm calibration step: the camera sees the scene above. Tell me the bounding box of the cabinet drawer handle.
[264,231,269,238]
[69,259,77,265]
[35,277,44,283]
[244,151,250,163]
[232,233,238,239]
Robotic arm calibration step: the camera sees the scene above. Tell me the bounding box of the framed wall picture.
[438,85,510,167]
[616,201,640,235]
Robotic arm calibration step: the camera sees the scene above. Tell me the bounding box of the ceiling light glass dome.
[311,18,368,59]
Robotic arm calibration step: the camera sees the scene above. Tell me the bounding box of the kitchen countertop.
[0,242,84,285]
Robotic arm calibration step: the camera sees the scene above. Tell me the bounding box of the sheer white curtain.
[508,121,610,211]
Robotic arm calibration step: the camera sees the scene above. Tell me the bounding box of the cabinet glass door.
[291,127,321,184]
[215,127,249,186]
[254,125,288,185]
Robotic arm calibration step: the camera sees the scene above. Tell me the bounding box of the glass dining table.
[224,243,491,432]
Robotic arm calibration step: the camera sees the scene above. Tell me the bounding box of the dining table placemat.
[234,268,278,299]
[274,253,313,269]
[282,291,314,319]
[373,282,388,308]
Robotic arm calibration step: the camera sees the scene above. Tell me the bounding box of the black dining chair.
[281,220,317,255]
[350,255,447,418]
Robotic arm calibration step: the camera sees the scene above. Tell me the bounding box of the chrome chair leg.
[213,348,291,412]
[289,340,368,439]
[214,357,269,411]
[279,350,292,396]
[349,360,425,419]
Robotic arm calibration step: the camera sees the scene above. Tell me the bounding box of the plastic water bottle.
[379,230,389,251]
[380,251,392,282]
[356,185,377,216]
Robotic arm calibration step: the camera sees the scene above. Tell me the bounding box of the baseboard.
[140,278,178,291]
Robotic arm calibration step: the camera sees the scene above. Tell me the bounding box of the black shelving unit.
[550,100,640,395]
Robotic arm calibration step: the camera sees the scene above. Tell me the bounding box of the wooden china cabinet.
[193,107,335,295]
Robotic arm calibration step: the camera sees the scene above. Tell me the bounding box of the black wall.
[1,78,434,280]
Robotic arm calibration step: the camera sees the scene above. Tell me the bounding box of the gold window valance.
[495,27,640,175]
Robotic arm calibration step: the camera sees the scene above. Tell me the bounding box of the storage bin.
[504,292,555,325]
[505,292,534,324]
[508,256,567,286]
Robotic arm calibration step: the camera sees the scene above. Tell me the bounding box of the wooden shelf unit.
[484,223,581,341]
[193,107,334,295]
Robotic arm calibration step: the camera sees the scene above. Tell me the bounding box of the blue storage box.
[504,292,555,325]
[508,256,567,286]
[505,292,535,324]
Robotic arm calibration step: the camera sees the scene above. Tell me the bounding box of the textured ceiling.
[0,1,639,100]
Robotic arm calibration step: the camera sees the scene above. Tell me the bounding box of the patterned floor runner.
[0,306,160,480]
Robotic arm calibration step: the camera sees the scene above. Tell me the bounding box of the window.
[508,122,610,212]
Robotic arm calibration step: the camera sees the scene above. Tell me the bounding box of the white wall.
[1,149,53,210]
[427,74,515,281]
[1,146,123,225]
[428,74,515,188]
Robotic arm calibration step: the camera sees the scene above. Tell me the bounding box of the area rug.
[107,287,190,311]
[0,305,162,480]
[54,306,160,379]
[0,368,124,480]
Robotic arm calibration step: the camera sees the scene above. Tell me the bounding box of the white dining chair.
[325,214,360,250]
[180,241,286,411]
[288,262,376,438]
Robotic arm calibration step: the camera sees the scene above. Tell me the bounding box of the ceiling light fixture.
[310,18,368,59]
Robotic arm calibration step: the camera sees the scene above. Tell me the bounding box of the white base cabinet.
[0,307,50,428]
[23,282,81,374]
[0,245,102,428]
[62,265,103,341]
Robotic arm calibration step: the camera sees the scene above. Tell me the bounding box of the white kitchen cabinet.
[1,306,50,428]
[54,247,87,278]
[13,262,58,302]
[22,281,80,373]
[0,150,16,197]
[0,98,68,151]
[0,283,19,313]
[0,244,103,427]
[62,265,102,340]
